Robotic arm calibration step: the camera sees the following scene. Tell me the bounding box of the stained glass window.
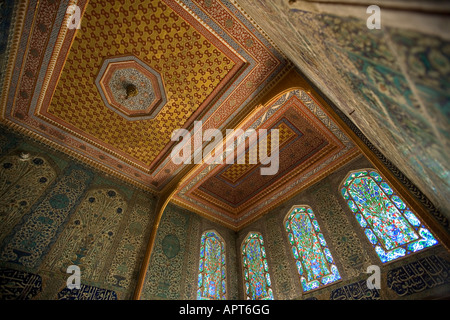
[241,232,273,300]
[341,169,438,263]
[197,230,226,300]
[285,206,341,292]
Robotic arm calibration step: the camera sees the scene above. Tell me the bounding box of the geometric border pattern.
[95,56,167,121]
[174,89,360,229]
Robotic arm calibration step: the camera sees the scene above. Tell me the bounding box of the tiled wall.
[0,125,158,300]
[237,155,450,300]
[235,0,450,224]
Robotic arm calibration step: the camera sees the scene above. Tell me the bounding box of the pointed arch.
[284,205,341,292]
[197,230,226,300]
[340,169,438,263]
[241,231,274,300]
[43,187,128,279]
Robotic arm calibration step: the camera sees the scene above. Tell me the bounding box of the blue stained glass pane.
[323,248,333,264]
[288,233,295,245]
[222,280,226,294]
[198,273,202,287]
[318,233,326,246]
[404,211,421,227]
[242,232,273,300]
[342,170,438,264]
[197,231,226,300]
[263,259,268,272]
[312,220,320,232]
[391,195,406,210]
[369,171,383,182]
[301,277,320,292]
[296,260,303,275]
[407,228,438,252]
[341,187,350,200]
[292,246,299,259]
[380,182,393,195]
[286,206,340,292]
[375,246,406,263]
[355,213,367,227]
[266,273,271,286]
[285,220,290,231]
[322,265,341,285]
[348,200,358,212]
[268,288,274,300]
[365,228,378,245]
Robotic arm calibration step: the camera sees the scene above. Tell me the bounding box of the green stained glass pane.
[197,231,226,300]
[380,182,393,195]
[288,233,295,245]
[198,273,202,287]
[263,259,268,272]
[268,288,274,300]
[265,273,271,287]
[341,187,350,200]
[318,233,326,246]
[365,228,378,245]
[285,220,290,231]
[296,260,303,275]
[391,195,406,210]
[355,213,367,227]
[349,176,418,251]
[312,220,320,232]
[348,200,358,212]
[323,248,333,264]
[222,280,226,294]
[369,171,382,182]
[344,175,353,187]
[342,170,438,263]
[292,245,299,259]
[242,232,273,300]
[286,207,340,292]
[404,210,421,227]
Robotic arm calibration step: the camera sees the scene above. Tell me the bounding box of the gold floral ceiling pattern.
[1,0,288,191]
[1,0,360,229]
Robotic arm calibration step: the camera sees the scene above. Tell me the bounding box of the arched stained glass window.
[341,169,438,263]
[241,232,273,300]
[197,230,226,300]
[284,206,341,292]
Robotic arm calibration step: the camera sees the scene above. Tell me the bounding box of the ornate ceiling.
[1,0,360,230]
[173,89,359,228]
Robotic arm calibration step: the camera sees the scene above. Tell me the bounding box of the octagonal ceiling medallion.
[96,56,167,121]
